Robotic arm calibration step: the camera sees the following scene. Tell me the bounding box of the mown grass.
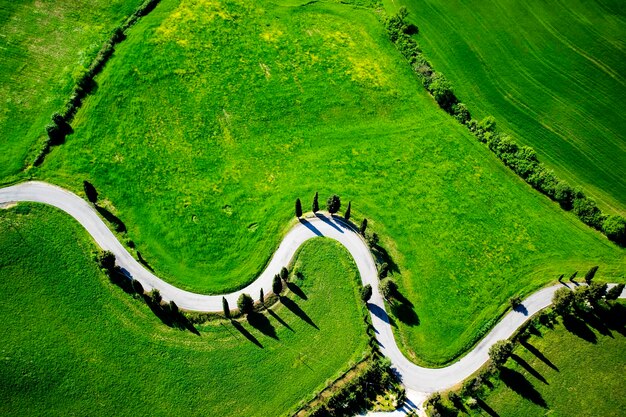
[383,0,626,215]
[34,0,626,365]
[473,304,626,416]
[0,204,368,416]
[0,0,143,180]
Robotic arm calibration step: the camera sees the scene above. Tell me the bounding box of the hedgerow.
[383,8,626,246]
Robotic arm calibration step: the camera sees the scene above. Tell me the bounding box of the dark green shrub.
[572,197,603,229]
[327,194,341,214]
[360,284,372,303]
[509,295,521,308]
[98,250,116,271]
[488,340,513,366]
[280,266,289,281]
[272,274,282,295]
[149,288,162,305]
[379,278,398,300]
[606,283,625,301]
[603,215,626,245]
[553,287,574,315]
[237,293,254,315]
[451,102,470,123]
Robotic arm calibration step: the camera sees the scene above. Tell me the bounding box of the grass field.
[33,0,626,365]
[0,203,369,416]
[383,0,626,215]
[0,0,143,180]
[473,305,626,416]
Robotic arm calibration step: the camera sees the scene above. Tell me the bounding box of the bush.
[606,283,625,301]
[280,266,289,281]
[587,282,607,304]
[509,295,521,308]
[488,340,513,366]
[603,215,626,245]
[272,274,283,295]
[360,284,372,303]
[379,278,398,300]
[149,288,162,305]
[572,197,604,229]
[98,250,116,271]
[451,102,470,124]
[327,194,341,214]
[552,287,574,315]
[237,293,254,315]
[427,73,457,111]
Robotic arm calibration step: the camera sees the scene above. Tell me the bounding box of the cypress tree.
[312,192,319,213]
[345,201,352,221]
[360,218,368,235]
[273,274,283,296]
[259,288,265,306]
[295,198,302,218]
[237,293,254,315]
[222,296,230,318]
[584,266,599,284]
[280,266,289,281]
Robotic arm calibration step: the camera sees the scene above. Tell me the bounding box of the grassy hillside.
[0,0,144,181]
[474,305,626,416]
[0,204,368,416]
[34,0,625,365]
[383,0,626,214]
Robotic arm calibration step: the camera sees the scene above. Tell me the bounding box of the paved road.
[2,181,624,413]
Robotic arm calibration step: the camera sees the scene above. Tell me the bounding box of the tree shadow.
[562,314,597,343]
[511,354,548,384]
[389,300,419,326]
[514,304,528,316]
[143,295,199,335]
[315,213,344,233]
[600,303,626,336]
[231,320,263,348]
[370,244,400,275]
[499,367,547,407]
[368,303,397,328]
[520,340,558,371]
[476,398,500,417]
[298,218,322,236]
[286,282,308,300]
[267,309,294,332]
[137,251,155,272]
[247,312,278,339]
[580,309,613,338]
[280,296,319,330]
[95,205,127,233]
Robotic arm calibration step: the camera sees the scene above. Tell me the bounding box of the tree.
[132,279,144,295]
[360,284,372,303]
[488,340,513,366]
[83,180,98,204]
[169,300,179,314]
[312,192,319,213]
[584,266,599,284]
[509,295,521,308]
[603,215,626,245]
[237,293,254,315]
[259,288,264,306]
[379,278,398,300]
[326,195,341,214]
[552,287,574,315]
[295,198,302,218]
[366,232,379,248]
[272,274,283,296]
[98,250,116,271]
[360,218,368,235]
[344,201,352,221]
[280,266,289,281]
[606,283,625,301]
[587,282,607,304]
[574,286,591,308]
[149,288,162,305]
[222,296,230,318]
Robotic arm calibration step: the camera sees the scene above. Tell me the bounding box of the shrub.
[83,180,98,203]
[312,192,319,213]
[379,278,398,300]
[366,232,379,248]
[98,250,116,271]
[606,283,625,301]
[587,282,607,304]
[344,201,352,221]
[552,287,574,315]
[327,194,341,214]
[237,293,254,315]
[428,73,457,111]
[554,181,575,208]
[149,288,162,305]
[488,340,513,366]
[295,198,302,218]
[451,102,470,124]
[280,266,289,281]
[509,295,521,308]
[603,215,626,245]
[360,284,372,303]
[572,197,603,229]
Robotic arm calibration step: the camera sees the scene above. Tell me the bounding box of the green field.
[0,204,369,416]
[31,0,626,365]
[383,0,626,215]
[474,305,626,416]
[0,0,144,180]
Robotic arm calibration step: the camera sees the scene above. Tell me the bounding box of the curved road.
[1,181,624,413]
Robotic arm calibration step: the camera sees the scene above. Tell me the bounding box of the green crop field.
[0,0,144,181]
[473,305,626,416]
[383,0,626,215]
[30,0,626,366]
[0,204,369,416]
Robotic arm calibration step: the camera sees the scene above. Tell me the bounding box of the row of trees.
[295,193,367,234]
[34,0,162,166]
[383,8,626,246]
[222,266,291,318]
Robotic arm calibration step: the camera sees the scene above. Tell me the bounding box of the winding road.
[1,181,624,414]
